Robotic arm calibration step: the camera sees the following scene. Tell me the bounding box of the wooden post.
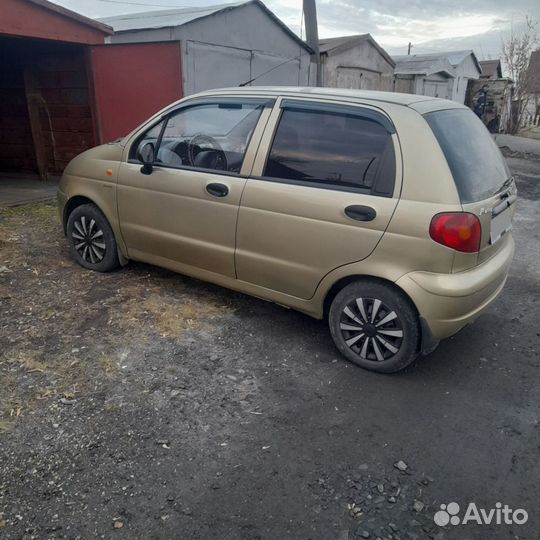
[85,46,102,146]
[303,0,322,86]
[23,62,49,181]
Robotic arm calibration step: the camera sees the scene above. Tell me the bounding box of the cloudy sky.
[53,0,538,59]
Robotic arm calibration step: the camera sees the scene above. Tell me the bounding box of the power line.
[92,0,191,8]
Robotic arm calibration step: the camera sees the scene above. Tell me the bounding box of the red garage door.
[89,42,183,143]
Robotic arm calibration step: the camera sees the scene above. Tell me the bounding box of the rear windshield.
[425,108,510,203]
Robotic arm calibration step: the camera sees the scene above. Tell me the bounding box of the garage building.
[393,51,481,103]
[101,1,314,96]
[392,55,455,99]
[318,34,395,91]
[0,0,184,180]
[0,0,111,180]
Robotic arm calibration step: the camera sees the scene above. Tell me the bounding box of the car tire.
[66,203,120,272]
[328,280,420,373]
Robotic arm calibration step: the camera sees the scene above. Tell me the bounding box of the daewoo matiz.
[57,87,516,373]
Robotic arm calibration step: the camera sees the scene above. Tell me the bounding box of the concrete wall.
[107,2,314,95]
[451,55,480,104]
[321,40,394,91]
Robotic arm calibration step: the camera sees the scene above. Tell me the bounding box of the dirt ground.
[0,155,539,540]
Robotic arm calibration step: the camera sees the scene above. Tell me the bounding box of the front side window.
[130,100,268,174]
[264,105,396,195]
[132,120,164,159]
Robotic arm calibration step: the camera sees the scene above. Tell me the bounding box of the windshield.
[424,108,510,203]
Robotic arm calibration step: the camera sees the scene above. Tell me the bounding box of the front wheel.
[328,280,420,373]
[66,203,120,272]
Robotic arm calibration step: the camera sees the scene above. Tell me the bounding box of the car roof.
[194,86,466,111]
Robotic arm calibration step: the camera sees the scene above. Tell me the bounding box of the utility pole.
[303,0,322,86]
[407,42,413,55]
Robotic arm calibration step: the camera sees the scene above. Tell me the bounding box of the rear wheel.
[66,203,119,272]
[328,280,420,373]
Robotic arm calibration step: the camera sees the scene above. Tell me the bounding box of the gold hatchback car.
[57,87,516,373]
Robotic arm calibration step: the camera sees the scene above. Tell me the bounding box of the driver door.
[117,98,271,278]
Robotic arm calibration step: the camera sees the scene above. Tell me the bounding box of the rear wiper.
[496,176,514,196]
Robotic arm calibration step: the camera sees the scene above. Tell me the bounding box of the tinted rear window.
[264,107,395,196]
[425,108,510,203]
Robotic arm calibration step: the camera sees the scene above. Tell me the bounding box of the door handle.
[344,205,377,222]
[206,182,229,198]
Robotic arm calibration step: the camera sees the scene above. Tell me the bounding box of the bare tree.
[501,16,539,133]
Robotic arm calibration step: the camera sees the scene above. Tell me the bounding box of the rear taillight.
[429,212,481,253]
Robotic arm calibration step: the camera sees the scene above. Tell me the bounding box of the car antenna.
[238,53,306,87]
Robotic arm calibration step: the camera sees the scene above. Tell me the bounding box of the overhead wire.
[90,0,191,9]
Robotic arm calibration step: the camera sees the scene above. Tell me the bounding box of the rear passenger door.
[235,98,401,300]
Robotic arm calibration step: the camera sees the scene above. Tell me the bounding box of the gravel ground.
[0,156,539,540]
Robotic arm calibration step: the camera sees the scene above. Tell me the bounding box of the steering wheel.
[187,134,227,171]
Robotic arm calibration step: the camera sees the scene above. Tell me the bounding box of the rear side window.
[425,108,510,203]
[264,104,396,196]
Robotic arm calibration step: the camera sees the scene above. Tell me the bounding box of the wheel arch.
[62,194,129,266]
[322,275,417,318]
[322,274,438,355]
[63,195,96,234]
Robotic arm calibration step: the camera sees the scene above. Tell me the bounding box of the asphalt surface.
[0,155,538,540]
[494,134,540,156]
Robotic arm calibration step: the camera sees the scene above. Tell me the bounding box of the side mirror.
[137,142,155,175]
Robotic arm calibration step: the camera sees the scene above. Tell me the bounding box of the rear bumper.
[396,235,514,340]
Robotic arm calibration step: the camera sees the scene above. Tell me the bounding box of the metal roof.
[393,50,481,75]
[99,0,311,51]
[319,34,369,53]
[100,1,245,31]
[318,33,395,67]
[392,54,455,78]
[445,50,476,66]
[26,0,112,34]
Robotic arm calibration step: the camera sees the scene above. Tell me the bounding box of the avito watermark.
[434,502,528,527]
